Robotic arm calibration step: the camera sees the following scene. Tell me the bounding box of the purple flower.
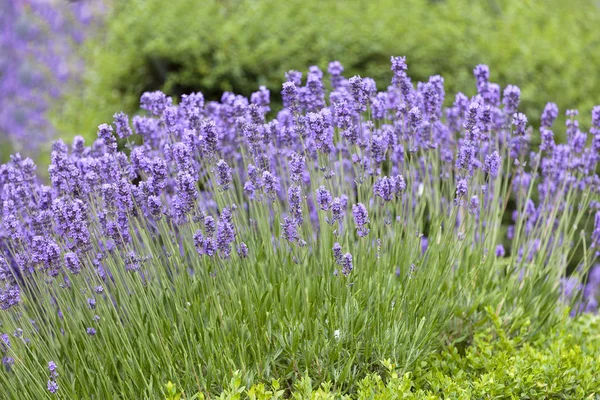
[97,123,116,153]
[3,357,14,369]
[394,175,407,194]
[285,70,302,86]
[237,242,249,259]
[262,171,279,199]
[282,82,298,112]
[244,181,255,199]
[204,216,216,236]
[140,90,172,116]
[484,151,501,177]
[200,120,219,156]
[0,334,10,352]
[216,160,232,190]
[473,64,490,91]
[315,186,332,211]
[390,55,408,86]
[456,140,476,171]
[251,86,271,114]
[541,102,559,128]
[282,216,299,243]
[502,85,521,114]
[48,361,58,378]
[495,245,506,257]
[216,208,236,258]
[289,152,305,182]
[64,252,81,275]
[512,113,528,136]
[540,128,555,152]
[374,176,395,202]
[464,101,480,140]
[328,61,345,89]
[341,253,353,276]
[332,242,343,265]
[408,107,421,133]
[455,179,468,203]
[193,230,205,256]
[147,195,163,219]
[47,380,59,394]
[592,211,600,249]
[330,197,344,223]
[468,195,480,215]
[113,111,132,139]
[352,203,369,237]
[349,76,368,113]
[86,327,96,336]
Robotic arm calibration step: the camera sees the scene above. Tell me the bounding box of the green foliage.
[166,314,600,399]
[54,0,600,143]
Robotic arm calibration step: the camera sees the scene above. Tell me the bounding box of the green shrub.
[165,313,600,399]
[55,0,600,143]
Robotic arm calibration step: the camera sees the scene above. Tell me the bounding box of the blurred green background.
[49,0,600,151]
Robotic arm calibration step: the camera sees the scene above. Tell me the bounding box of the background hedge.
[53,0,600,144]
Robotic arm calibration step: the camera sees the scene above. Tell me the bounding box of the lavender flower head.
[216,160,232,190]
[113,112,133,139]
[341,253,353,276]
[316,186,332,211]
[455,179,468,204]
[47,380,59,394]
[541,102,559,128]
[502,85,521,114]
[352,203,369,237]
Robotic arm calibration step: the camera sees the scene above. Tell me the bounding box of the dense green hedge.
[165,313,600,399]
[54,0,600,143]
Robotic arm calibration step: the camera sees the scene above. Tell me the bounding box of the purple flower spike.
[495,244,506,257]
[455,179,468,204]
[374,176,395,202]
[341,253,353,276]
[316,186,332,211]
[541,103,559,128]
[282,216,299,243]
[47,380,59,394]
[352,203,370,237]
[468,195,480,215]
[237,243,249,259]
[216,159,233,190]
[502,85,521,114]
[592,211,600,249]
[113,112,133,139]
[333,243,343,265]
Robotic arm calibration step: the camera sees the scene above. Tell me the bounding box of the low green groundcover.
[165,313,600,399]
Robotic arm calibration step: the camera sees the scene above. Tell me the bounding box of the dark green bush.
[54,0,600,143]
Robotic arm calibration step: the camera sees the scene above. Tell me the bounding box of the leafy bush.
[55,0,600,142]
[163,313,600,399]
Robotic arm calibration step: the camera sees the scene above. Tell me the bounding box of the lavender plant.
[0,57,598,398]
[0,0,103,157]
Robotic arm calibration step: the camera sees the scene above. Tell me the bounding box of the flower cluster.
[0,56,599,394]
[0,0,104,155]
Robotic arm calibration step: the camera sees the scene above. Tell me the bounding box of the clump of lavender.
[0,56,598,398]
[0,0,104,156]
